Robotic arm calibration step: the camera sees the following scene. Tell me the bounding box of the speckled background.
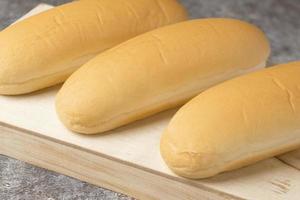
[0,0,299,199]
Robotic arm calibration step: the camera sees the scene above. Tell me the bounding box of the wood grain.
[0,4,299,200]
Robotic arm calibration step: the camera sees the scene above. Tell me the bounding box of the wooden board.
[0,4,300,200]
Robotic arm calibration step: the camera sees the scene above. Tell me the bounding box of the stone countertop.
[0,0,299,199]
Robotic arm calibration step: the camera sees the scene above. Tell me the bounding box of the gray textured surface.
[0,0,299,199]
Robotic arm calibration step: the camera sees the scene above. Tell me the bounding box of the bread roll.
[56,18,270,134]
[161,61,300,179]
[0,0,187,95]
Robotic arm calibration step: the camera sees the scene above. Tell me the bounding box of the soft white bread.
[56,18,270,134]
[0,0,187,95]
[160,61,300,179]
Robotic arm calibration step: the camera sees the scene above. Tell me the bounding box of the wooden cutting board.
[0,4,299,200]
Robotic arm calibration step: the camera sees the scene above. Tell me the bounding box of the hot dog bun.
[160,61,300,179]
[56,18,270,134]
[0,0,187,95]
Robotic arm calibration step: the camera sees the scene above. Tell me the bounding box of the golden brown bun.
[56,18,270,134]
[160,61,300,179]
[0,0,187,95]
